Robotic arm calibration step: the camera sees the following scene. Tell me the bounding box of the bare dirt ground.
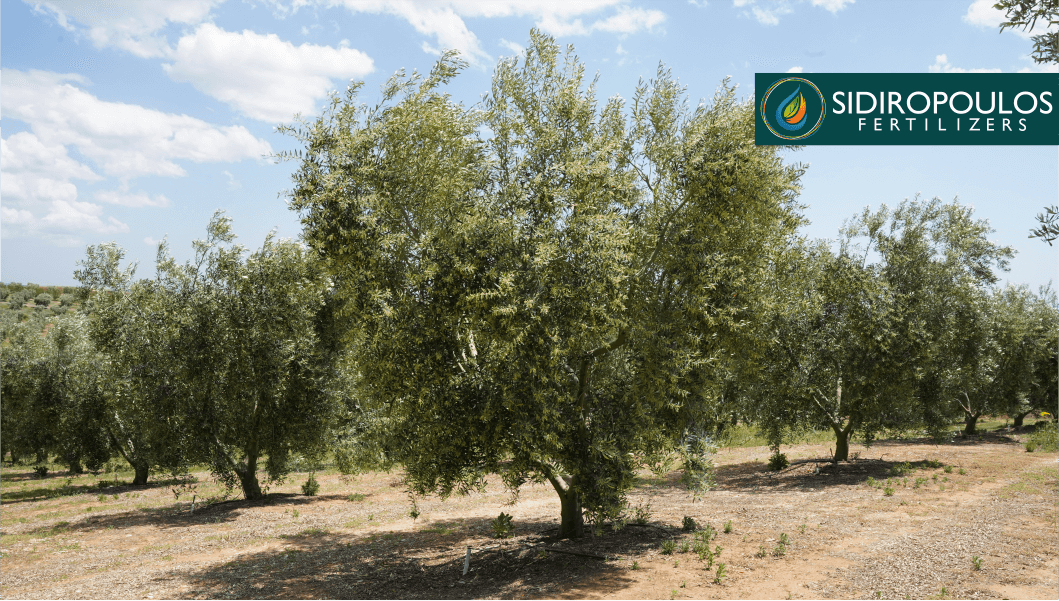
[2,431,1056,600]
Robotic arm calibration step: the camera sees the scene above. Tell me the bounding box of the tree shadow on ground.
[21,491,353,535]
[0,475,205,505]
[712,453,972,492]
[166,517,663,599]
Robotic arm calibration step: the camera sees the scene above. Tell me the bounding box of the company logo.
[761,77,825,140]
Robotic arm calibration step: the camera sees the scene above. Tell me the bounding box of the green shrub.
[347,493,366,502]
[33,293,53,307]
[491,512,514,539]
[301,473,320,496]
[1027,420,1058,453]
[767,451,789,471]
[661,539,677,555]
[59,293,76,307]
[723,519,733,533]
[682,516,698,531]
[33,465,48,478]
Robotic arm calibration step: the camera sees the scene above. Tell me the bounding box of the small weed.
[673,560,680,567]
[713,544,723,558]
[633,501,652,525]
[768,451,789,471]
[938,484,946,492]
[367,513,374,521]
[866,476,877,487]
[972,555,983,571]
[670,589,677,599]
[958,468,966,475]
[680,579,686,588]
[301,473,320,496]
[799,523,807,534]
[779,532,790,546]
[678,540,690,553]
[890,462,912,477]
[537,549,548,559]
[347,493,366,502]
[409,508,420,521]
[97,494,107,502]
[491,512,514,539]
[1025,441,1037,452]
[723,519,732,533]
[713,562,727,584]
[943,465,953,474]
[884,487,895,496]
[914,476,927,489]
[926,459,941,468]
[755,544,767,558]
[630,560,640,570]
[682,516,698,531]
[291,509,300,519]
[699,523,717,542]
[661,539,677,555]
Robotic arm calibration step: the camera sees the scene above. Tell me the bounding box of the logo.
[761,77,825,141]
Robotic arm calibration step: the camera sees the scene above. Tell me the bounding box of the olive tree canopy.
[281,32,805,537]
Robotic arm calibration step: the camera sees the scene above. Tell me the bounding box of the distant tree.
[280,32,805,537]
[0,314,111,472]
[77,213,344,497]
[34,293,53,308]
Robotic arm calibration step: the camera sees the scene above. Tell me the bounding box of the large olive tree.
[280,32,804,537]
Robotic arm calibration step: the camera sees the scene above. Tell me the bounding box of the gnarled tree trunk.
[544,469,584,539]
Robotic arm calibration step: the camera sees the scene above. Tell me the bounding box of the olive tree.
[0,314,111,472]
[77,213,344,498]
[280,32,804,537]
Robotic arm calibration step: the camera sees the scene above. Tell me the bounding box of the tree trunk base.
[132,465,149,486]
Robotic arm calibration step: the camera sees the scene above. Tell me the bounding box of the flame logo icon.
[760,77,825,141]
[777,86,807,131]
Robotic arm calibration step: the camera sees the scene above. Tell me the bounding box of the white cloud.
[964,0,1056,39]
[616,43,628,55]
[1,132,129,239]
[735,0,852,25]
[928,54,1002,73]
[95,189,171,208]
[2,69,273,179]
[144,236,161,246]
[40,199,129,235]
[809,0,854,13]
[1017,57,1059,73]
[276,1,663,66]
[499,38,524,55]
[163,23,374,123]
[29,0,222,58]
[963,0,1005,29]
[786,66,804,73]
[591,7,665,34]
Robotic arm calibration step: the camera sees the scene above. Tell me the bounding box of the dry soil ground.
[1,430,1056,600]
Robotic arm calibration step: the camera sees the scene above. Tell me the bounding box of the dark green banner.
[754,73,1057,145]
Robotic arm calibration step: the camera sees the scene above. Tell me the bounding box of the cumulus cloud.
[787,66,804,73]
[2,69,272,179]
[164,23,374,123]
[40,199,129,234]
[29,0,222,58]
[927,54,1002,73]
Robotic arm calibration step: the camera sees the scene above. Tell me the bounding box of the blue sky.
[2,0,1055,290]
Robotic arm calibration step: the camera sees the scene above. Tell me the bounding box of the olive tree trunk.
[544,470,584,539]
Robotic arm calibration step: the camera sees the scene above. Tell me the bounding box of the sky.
[1,0,1056,290]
